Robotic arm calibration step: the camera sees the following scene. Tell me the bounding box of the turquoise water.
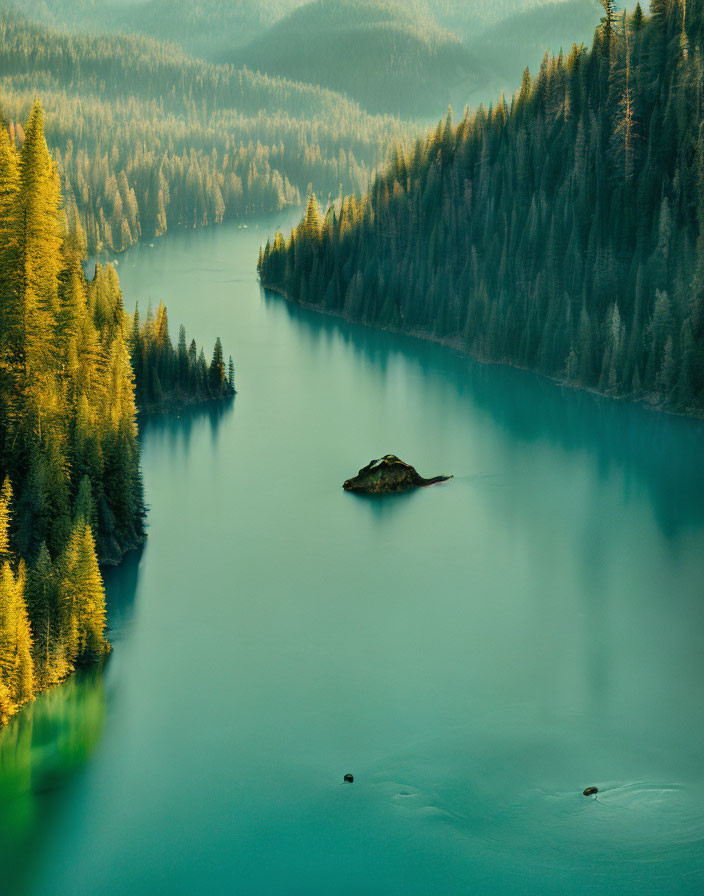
[2,216,704,895]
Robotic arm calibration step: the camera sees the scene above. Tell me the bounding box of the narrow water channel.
[2,215,704,895]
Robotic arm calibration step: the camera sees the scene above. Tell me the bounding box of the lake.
[2,215,704,895]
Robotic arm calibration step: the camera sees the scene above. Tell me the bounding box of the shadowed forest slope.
[260,2,704,416]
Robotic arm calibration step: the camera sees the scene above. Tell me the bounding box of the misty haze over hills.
[5,0,602,113]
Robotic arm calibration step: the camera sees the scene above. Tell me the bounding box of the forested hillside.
[5,0,308,58]
[260,1,704,416]
[0,11,410,253]
[0,103,233,727]
[234,0,481,118]
[8,0,553,59]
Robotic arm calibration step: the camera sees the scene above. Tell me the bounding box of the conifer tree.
[209,337,225,393]
[14,560,34,704]
[0,667,12,724]
[16,102,63,394]
[0,477,13,565]
[56,520,108,667]
[0,560,33,707]
[0,124,20,368]
[26,542,56,680]
[75,524,108,663]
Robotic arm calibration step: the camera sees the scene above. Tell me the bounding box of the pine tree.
[16,102,63,420]
[14,560,34,703]
[26,542,56,681]
[177,324,189,388]
[0,123,20,367]
[0,667,12,724]
[76,524,108,663]
[209,337,225,394]
[0,477,13,565]
[57,520,108,667]
[302,194,324,242]
[74,475,95,529]
[0,560,33,706]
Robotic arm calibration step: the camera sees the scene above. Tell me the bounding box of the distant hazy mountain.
[466,0,602,98]
[6,0,604,72]
[0,8,413,253]
[4,0,308,56]
[232,0,484,119]
[421,0,589,37]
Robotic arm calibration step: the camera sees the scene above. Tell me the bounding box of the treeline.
[0,101,140,723]
[0,103,234,726]
[131,303,235,413]
[0,10,411,253]
[260,1,704,415]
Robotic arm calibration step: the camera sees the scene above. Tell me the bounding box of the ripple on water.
[372,753,704,878]
[584,782,704,851]
[516,779,704,868]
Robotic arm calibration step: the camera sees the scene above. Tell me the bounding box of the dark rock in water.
[344,773,354,783]
[343,455,452,494]
[583,786,598,796]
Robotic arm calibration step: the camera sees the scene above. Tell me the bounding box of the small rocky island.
[343,455,452,494]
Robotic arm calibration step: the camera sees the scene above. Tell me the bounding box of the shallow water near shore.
[2,214,704,895]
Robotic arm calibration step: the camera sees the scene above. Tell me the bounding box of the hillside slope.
[0,10,412,252]
[4,0,307,57]
[422,0,591,38]
[233,0,483,118]
[260,3,704,416]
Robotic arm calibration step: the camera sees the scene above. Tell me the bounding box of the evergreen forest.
[0,103,233,726]
[6,0,308,59]
[6,0,569,60]
[259,1,704,415]
[0,9,409,253]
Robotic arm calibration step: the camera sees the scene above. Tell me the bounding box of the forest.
[0,103,233,727]
[233,0,480,118]
[260,1,704,416]
[0,1,608,258]
[131,303,236,414]
[6,0,589,46]
[6,0,573,59]
[0,9,409,253]
[4,0,604,118]
[6,0,308,59]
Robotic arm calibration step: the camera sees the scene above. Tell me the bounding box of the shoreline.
[0,649,112,730]
[261,281,704,423]
[0,390,233,731]
[137,389,236,419]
